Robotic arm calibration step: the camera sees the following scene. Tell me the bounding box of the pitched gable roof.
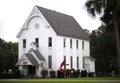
[31,48,45,61]
[16,53,40,66]
[37,6,89,40]
[25,53,40,66]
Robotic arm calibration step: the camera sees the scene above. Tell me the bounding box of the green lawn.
[0,77,120,83]
[0,82,119,83]
[0,81,120,83]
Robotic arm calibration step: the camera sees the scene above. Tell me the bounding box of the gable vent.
[46,26,50,28]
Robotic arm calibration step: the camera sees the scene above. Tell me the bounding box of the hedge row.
[41,69,95,78]
[0,70,20,78]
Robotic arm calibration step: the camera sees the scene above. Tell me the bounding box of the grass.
[0,77,120,83]
[0,82,119,83]
[20,77,120,80]
[0,81,120,83]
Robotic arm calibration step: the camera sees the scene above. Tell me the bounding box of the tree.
[85,0,120,75]
[0,38,18,73]
[89,26,117,76]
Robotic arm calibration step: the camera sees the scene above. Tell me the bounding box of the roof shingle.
[25,54,40,66]
[37,6,89,40]
[31,49,45,61]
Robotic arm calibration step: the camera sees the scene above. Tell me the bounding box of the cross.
[64,56,69,78]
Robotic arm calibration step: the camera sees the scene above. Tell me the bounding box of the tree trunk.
[112,10,120,76]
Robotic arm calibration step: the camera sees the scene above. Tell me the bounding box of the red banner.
[60,60,65,73]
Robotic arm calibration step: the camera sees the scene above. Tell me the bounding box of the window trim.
[63,38,66,48]
[48,55,52,68]
[35,38,39,47]
[48,37,52,47]
[70,39,72,48]
[23,39,26,48]
[77,56,79,68]
[82,41,84,50]
[76,40,78,49]
[70,56,73,68]
[83,57,85,69]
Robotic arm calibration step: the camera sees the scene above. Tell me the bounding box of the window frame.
[23,39,26,48]
[63,38,66,48]
[82,41,84,50]
[70,39,72,48]
[48,55,52,68]
[35,38,39,47]
[76,40,78,49]
[77,56,79,68]
[48,37,52,47]
[70,56,73,68]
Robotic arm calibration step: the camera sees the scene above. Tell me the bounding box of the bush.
[88,72,95,77]
[81,70,87,77]
[65,69,70,78]
[50,70,56,78]
[76,69,80,77]
[41,69,48,78]
[70,69,75,78]
[57,70,64,78]
[0,69,20,79]
[13,69,20,78]
[0,73,14,78]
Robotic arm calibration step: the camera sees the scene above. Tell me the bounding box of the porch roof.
[25,53,40,66]
[31,49,45,61]
[16,53,40,66]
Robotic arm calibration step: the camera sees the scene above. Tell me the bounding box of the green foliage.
[85,0,120,76]
[50,70,56,78]
[1,77,120,83]
[70,69,75,78]
[65,69,70,78]
[0,38,18,73]
[89,25,118,76]
[41,69,48,78]
[81,70,87,77]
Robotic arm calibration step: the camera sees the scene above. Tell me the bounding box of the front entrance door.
[28,65,36,74]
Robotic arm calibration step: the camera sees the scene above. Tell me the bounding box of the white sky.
[0,0,101,42]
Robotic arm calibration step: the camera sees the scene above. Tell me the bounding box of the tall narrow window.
[23,39,26,48]
[83,57,85,69]
[77,57,79,68]
[76,40,78,49]
[70,56,73,68]
[70,39,72,48]
[82,41,84,50]
[63,38,66,48]
[41,62,43,68]
[35,38,39,47]
[48,37,52,47]
[48,55,52,68]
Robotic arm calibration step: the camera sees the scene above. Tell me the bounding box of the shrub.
[14,69,20,78]
[81,70,87,77]
[57,70,61,78]
[88,72,95,77]
[76,69,80,77]
[65,69,70,78]
[0,73,14,78]
[70,69,75,78]
[57,70,64,78]
[41,69,48,78]
[50,70,56,78]
[0,69,21,79]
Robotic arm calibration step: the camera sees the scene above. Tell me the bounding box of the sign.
[23,61,27,65]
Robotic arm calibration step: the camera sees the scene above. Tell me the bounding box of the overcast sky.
[0,0,101,42]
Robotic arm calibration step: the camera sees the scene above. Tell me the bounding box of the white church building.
[16,5,95,77]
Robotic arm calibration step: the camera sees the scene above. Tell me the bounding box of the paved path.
[0,79,120,82]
